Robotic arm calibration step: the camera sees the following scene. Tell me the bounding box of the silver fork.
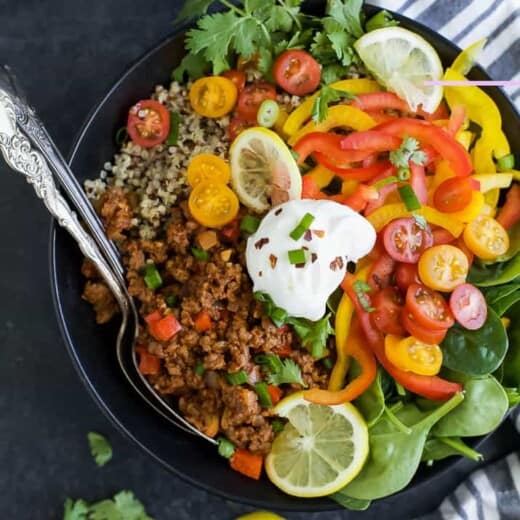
[0,66,215,445]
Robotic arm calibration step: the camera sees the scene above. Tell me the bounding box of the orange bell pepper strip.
[230,449,263,480]
[304,316,376,405]
[497,184,520,229]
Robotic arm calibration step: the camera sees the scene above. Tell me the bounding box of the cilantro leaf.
[321,64,347,84]
[326,0,365,38]
[288,313,334,358]
[176,0,216,22]
[311,85,357,123]
[172,51,210,82]
[89,491,153,520]
[390,136,427,180]
[64,499,89,520]
[267,358,306,387]
[87,432,112,468]
[265,5,294,32]
[365,10,399,32]
[353,280,374,313]
[412,213,429,231]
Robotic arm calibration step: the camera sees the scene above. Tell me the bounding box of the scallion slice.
[144,263,163,290]
[288,248,306,265]
[321,357,333,370]
[257,99,280,128]
[373,175,398,190]
[217,437,235,459]
[165,295,178,307]
[166,112,181,145]
[397,166,411,181]
[191,247,210,261]
[226,370,248,386]
[115,126,128,145]
[290,213,315,240]
[240,215,260,234]
[353,280,374,313]
[194,362,205,376]
[398,184,421,211]
[497,153,515,171]
[254,382,273,408]
[271,419,284,433]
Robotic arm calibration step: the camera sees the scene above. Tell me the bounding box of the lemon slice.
[354,27,443,113]
[230,127,302,212]
[265,392,369,498]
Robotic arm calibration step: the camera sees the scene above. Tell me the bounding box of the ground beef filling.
[82,187,329,454]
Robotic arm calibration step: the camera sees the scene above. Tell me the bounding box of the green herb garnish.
[115,126,128,146]
[165,295,178,307]
[87,432,112,468]
[194,361,206,376]
[353,280,374,312]
[268,358,306,387]
[290,212,315,240]
[217,436,236,459]
[390,136,427,180]
[288,248,306,265]
[143,263,163,290]
[255,354,284,374]
[191,247,210,261]
[254,382,273,407]
[497,153,515,171]
[240,215,261,234]
[365,10,399,32]
[311,85,357,123]
[166,112,181,146]
[226,370,249,386]
[271,419,285,433]
[398,184,421,211]
[373,175,398,190]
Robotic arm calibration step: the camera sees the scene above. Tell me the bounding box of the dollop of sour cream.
[246,199,376,321]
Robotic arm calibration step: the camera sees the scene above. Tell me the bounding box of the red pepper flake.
[329,256,344,271]
[269,254,278,268]
[302,246,309,251]
[258,271,263,277]
[303,229,313,241]
[255,237,270,250]
[311,253,318,263]
[295,263,306,269]
[313,230,325,238]
[274,208,283,216]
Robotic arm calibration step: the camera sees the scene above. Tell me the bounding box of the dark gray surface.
[0,1,518,519]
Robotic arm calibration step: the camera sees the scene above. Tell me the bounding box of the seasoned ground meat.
[81,186,331,454]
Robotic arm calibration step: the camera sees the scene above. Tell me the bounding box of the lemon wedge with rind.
[354,27,443,114]
[265,392,369,498]
[230,127,302,213]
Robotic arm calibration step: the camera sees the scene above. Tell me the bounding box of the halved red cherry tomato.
[222,69,246,90]
[449,283,487,330]
[383,217,433,263]
[127,99,170,148]
[401,309,448,344]
[405,283,454,330]
[371,287,406,335]
[433,177,473,213]
[353,92,410,113]
[367,253,396,292]
[273,50,321,96]
[237,82,277,121]
[395,263,420,293]
[375,118,473,177]
[228,117,255,141]
[340,131,402,152]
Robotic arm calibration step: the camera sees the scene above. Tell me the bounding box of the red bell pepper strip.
[341,273,463,401]
[375,118,473,176]
[497,184,520,229]
[352,92,410,112]
[304,317,377,405]
[332,184,378,213]
[267,385,283,405]
[364,165,399,215]
[145,311,182,341]
[193,310,212,332]
[410,162,428,205]
[315,154,394,182]
[301,174,326,199]
[340,130,402,152]
[365,110,398,124]
[418,100,449,120]
[447,105,466,136]
[362,154,378,167]
[230,449,263,480]
[135,346,161,375]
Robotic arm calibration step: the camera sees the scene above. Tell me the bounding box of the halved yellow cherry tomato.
[418,244,469,292]
[188,181,239,228]
[186,153,231,187]
[463,215,510,260]
[189,76,238,118]
[385,335,442,376]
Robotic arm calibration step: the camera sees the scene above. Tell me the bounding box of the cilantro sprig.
[87,432,112,468]
[389,136,427,181]
[311,85,357,123]
[268,358,307,387]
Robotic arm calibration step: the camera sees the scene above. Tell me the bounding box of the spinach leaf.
[330,493,371,511]
[467,252,520,287]
[340,393,463,500]
[482,283,520,307]
[441,306,508,376]
[422,437,482,463]
[494,221,520,263]
[503,302,520,388]
[433,375,508,437]
[352,368,385,428]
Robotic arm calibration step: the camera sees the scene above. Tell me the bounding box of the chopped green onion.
[115,126,128,145]
[254,382,273,408]
[398,184,421,211]
[321,357,333,370]
[272,419,284,433]
[240,215,260,234]
[288,248,306,265]
[353,280,374,313]
[290,213,315,240]
[226,370,248,386]
[257,99,280,128]
[191,247,210,261]
[144,263,163,290]
[217,437,235,459]
[194,362,205,376]
[497,153,515,171]
[254,354,284,374]
[166,112,181,146]
[270,307,288,327]
[165,295,178,307]
[290,150,300,162]
[311,341,325,359]
[373,175,398,190]
[397,166,411,181]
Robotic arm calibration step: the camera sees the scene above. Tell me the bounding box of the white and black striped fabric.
[369,0,520,110]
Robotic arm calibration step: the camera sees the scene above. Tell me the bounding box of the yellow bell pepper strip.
[283,78,381,137]
[471,135,497,174]
[341,178,359,196]
[328,264,371,391]
[306,164,335,189]
[472,173,513,193]
[304,316,377,405]
[456,130,474,150]
[366,203,465,237]
[452,39,487,75]
[273,108,289,137]
[288,105,376,146]
[448,190,485,223]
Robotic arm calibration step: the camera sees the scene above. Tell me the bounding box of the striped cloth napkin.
[369,0,520,110]
[365,3,520,517]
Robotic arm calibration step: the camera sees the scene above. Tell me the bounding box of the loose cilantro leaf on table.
[176,0,216,22]
[64,499,89,520]
[87,432,112,468]
[268,358,307,387]
[311,84,357,123]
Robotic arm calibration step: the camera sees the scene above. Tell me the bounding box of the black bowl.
[50,2,520,513]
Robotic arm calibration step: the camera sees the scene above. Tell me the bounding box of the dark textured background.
[0,1,518,519]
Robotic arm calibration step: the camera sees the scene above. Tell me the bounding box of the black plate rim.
[48,3,519,512]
